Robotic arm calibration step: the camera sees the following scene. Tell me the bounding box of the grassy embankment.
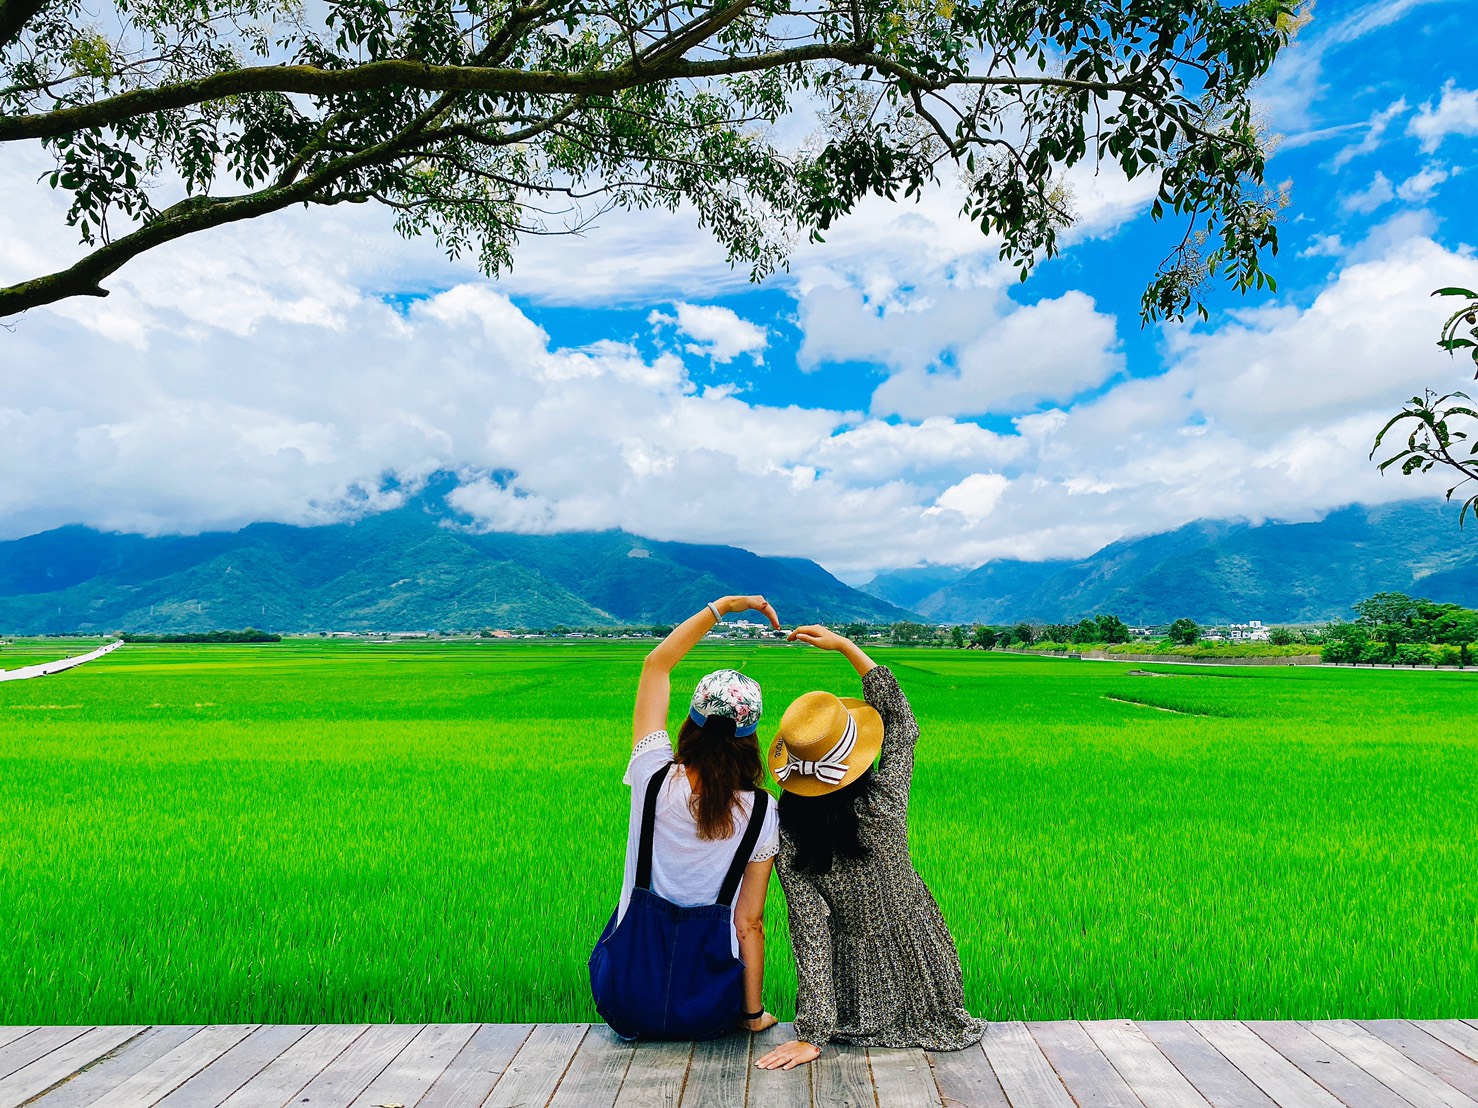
[2,639,1474,1025]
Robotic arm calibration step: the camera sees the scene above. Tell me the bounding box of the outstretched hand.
[786,624,850,651]
[754,1039,822,1070]
[786,624,877,677]
[730,594,782,630]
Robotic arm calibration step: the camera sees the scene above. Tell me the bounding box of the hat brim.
[768,697,885,796]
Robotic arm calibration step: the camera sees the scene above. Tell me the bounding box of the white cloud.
[649,302,768,364]
[865,291,1123,419]
[1162,228,1475,437]
[1409,82,1478,152]
[1342,171,1395,214]
[1395,163,1451,201]
[926,473,1011,525]
[1332,99,1408,169]
[811,418,1025,482]
[1299,233,1345,258]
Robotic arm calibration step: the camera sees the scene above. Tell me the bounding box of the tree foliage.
[1167,616,1198,644]
[970,623,997,649]
[890,619,932,644]
[1,0,1300,317]
[1326,592,1478,665]
[1372,287,1478,526]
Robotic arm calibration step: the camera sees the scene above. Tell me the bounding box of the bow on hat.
[773,714,857,785]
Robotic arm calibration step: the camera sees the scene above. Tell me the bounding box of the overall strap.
[716,789,770,908]
[634,762,674,891]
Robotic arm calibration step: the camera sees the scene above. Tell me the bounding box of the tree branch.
[0,131,415,315]
[0,0,46,50]
[0,48,1164,146]
[0,46,868,143]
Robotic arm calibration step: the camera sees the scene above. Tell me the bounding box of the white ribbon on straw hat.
[768,690,883,796]
[773,714,857,786]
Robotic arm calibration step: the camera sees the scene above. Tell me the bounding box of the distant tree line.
[1322,592,1478,666]
[122,628,282,643]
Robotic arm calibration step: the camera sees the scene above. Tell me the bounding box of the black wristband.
[741,1007,764,1022]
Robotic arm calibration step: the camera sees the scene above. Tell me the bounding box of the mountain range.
[862,501,1478,624]
[0,502,911,634]
[3,498,1475,634]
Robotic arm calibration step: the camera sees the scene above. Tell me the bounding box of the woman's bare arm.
[632,594,780,745]
[785,625,876,677]
[733,858,778,1031]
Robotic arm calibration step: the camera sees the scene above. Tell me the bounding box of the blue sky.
[2,0,1476,579]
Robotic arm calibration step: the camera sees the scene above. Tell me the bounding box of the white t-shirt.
[619,730,780,957]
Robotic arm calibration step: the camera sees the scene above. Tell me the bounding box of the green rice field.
[1,638,1475,1025]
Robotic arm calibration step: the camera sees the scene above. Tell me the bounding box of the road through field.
[0,638,120,681]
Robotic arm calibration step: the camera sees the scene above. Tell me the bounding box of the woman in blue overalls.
[590,594,783,1039]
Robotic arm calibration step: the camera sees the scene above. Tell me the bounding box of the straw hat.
[767,690,883,796]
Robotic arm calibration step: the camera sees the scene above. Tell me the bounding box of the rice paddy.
[1,639,1474,1025]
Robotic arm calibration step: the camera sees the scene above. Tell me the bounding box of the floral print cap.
[688,668,763,737]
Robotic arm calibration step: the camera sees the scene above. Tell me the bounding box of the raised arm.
[784,625,876,677]
[632,594,780,745]
[861,665,919,807]
[786,627,916,808]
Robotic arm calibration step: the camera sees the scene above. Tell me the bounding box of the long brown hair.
[676,715,765,841]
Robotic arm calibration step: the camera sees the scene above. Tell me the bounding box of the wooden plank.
[926,1042,1010,1108]
[869,1046,942,1108]
[1360,1020,1478,1099]
[285,1023,422,1108]
[0,1029,37,1053]
[1191,1021,1344,1108]
[746,1023,811,1108]
[218,1024,369,1108]
[0,1026,146,1107]
[611,1039,692,1108]
[152,1026,315,1108]
[1136,1022,1276,1108]
[679,1032,749,1108]
[979,1022,1073,1108]
[347,1024,479,1108]
[484,1023,587,1108]
[1427,1022,1478,1063]
[80,1024,258,1108]
[1028,1021,1143,1108]
[31,1026,205,1108]
[547,1024,635,1108]
[1249,1020,1411,1108]
[1307,1020,1478,1108]
[1083,1021,1211,1108]
[418,1023,534,1108]
[810,1041,873,1108]
[0,1026,94,1080]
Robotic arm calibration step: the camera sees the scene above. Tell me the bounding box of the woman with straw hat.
[589,594,785,1041]
[755,625,986,1070]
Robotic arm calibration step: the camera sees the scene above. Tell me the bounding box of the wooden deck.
[3,1020,1478,1107]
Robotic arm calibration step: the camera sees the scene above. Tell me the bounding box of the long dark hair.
[778,769,876,876]
[676,715,765,841]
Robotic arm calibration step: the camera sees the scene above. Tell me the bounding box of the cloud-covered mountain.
[864,501,1478,625]
[0,504,914,634]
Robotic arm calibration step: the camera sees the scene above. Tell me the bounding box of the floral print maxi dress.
[776,665,987,1050]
